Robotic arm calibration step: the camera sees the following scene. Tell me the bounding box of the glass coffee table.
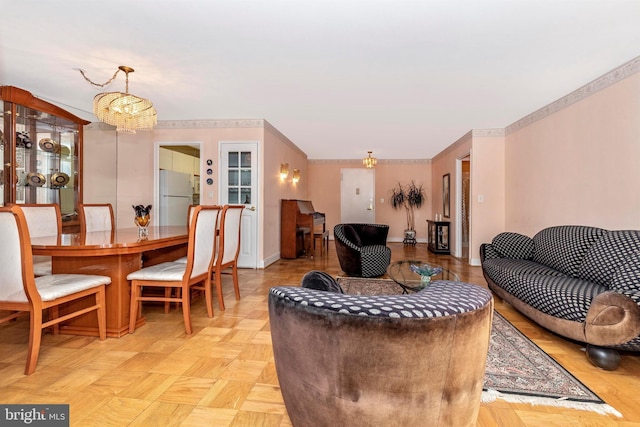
[387,259,460,293]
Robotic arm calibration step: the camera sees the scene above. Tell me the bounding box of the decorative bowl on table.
[410,264,443,287]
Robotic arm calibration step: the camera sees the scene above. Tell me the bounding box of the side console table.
[427,220,450,254]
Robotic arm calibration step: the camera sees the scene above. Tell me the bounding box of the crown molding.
[506,55,640,134]
[154,119,265,129]
[308,158,430,165]
[472,128,505,137]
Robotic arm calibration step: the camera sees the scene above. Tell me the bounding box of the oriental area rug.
[337,277,621,417]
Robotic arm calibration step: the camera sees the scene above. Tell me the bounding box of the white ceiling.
[2,1,640,159]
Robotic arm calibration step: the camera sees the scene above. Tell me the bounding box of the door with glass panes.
[219,142,258,268]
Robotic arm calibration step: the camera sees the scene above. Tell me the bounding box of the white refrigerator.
[159,170,193,226]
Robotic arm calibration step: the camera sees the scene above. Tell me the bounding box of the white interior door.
[219,142,258,268]
[341,168,375,223]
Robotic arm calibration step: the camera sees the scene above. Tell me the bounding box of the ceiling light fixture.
[79,65,157,133]
[363,151,377,168]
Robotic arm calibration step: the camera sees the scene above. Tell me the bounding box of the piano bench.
[314,231,330,256]
[297,227,312,257]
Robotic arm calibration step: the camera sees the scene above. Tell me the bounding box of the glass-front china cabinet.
[1,86,89,231]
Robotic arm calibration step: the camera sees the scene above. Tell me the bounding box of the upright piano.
[281,199,325,259]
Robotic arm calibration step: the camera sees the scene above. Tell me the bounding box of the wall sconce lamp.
[363,151,377,168]
[280,163,289,179]
[292,168,301,183]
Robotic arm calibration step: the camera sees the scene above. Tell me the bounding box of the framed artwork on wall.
[443,173,450,218]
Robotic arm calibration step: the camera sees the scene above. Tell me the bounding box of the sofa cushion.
[508,274,609,322]
[483,258,564,289]
[491,232,534,259]
[532,226,606,277]
[578,230,640,288]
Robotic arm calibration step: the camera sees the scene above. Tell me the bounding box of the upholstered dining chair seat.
[127,262,187,282]
[2,274,111,303]
[174,256,188,264]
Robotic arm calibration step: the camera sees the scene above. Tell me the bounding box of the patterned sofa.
[334,223,392,278]
[480,225,640,370]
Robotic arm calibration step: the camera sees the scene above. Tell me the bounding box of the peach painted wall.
[504,70,640,235]
[263,124,308,265]
[469,132,505,264]
[308,160,432,242]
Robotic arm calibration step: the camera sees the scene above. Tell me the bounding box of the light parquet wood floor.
[1,243,639,426]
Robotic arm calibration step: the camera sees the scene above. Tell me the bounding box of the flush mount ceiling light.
[363,151,377,168]
[79,65,157,133]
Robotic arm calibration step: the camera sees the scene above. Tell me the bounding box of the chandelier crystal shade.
[363,151,377,168]
[82,66,157,133]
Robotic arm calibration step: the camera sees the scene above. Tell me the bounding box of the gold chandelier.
[363,151,377,168]
[80,66,157,133]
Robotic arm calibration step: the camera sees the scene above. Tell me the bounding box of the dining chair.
[79,203,114,234]
[20,204,61,276]
[0,205,111,375]
[127,205,221,334]
[210,204,244,311]
[174,204,202,264]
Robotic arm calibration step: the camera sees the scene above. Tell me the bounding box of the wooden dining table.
[31,226,189,338]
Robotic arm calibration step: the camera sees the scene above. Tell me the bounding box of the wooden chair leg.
[164,288,172,313]
[232,264,240,300]
[215,269,225,311]
[97,286,107,341]
[181,285,193,335]
[129,282,140,333]
[25,309,43,375]
[203,277,214,318]
[50,306,60,335]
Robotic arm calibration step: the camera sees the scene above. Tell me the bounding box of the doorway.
[219,141,259,269]
[154,142,201,227]
[456,155,471,261]
[340,168,375,223]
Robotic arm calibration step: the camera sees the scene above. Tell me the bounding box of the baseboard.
[261,253,281,269]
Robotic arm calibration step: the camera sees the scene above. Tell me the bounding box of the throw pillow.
[301,270,344,293]
[342,224,362,246]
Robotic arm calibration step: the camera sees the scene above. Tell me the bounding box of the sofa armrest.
[490,232,534,259]
[585,291,640,346]
[480,243,501,262]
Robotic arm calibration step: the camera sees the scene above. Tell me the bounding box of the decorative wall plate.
[51,172,70,187]
[39,138,59,152]
[26,172,46,187]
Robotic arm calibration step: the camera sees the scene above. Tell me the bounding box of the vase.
[420,275,432,286]
[134,214,150,238]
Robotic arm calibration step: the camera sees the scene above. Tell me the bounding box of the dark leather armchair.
[334,223,391,277]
